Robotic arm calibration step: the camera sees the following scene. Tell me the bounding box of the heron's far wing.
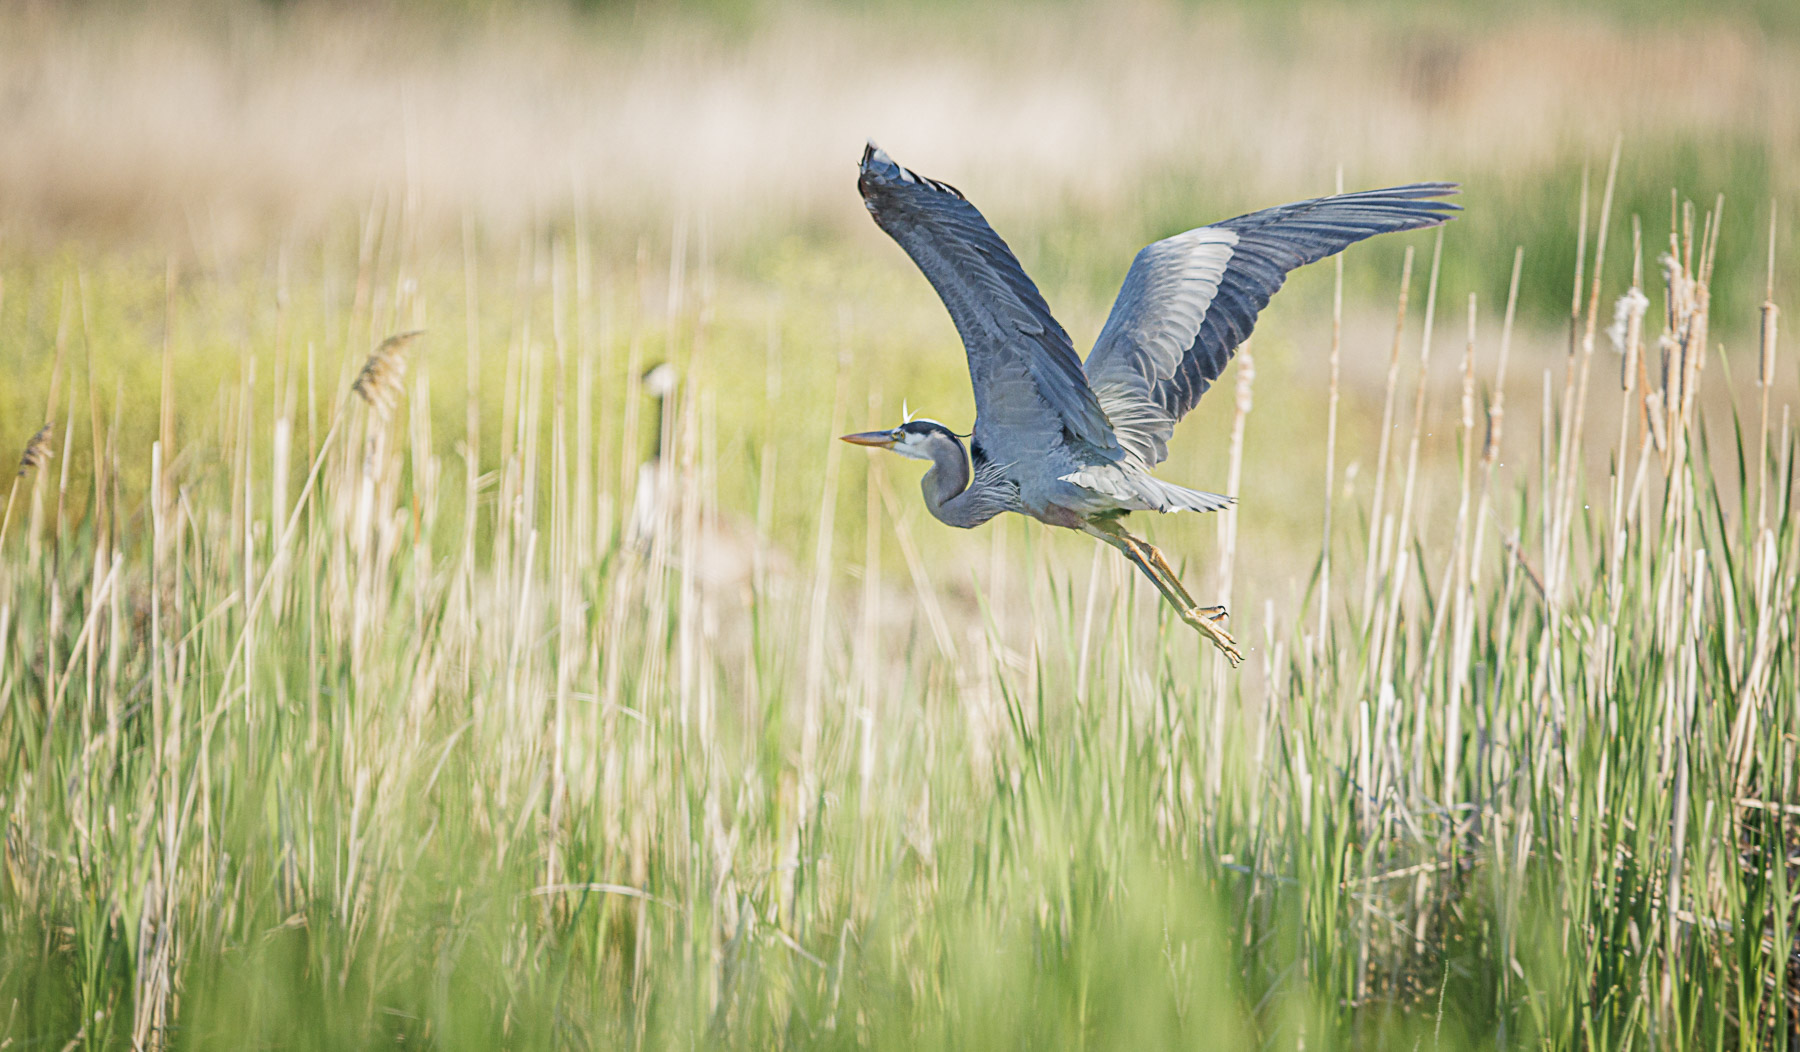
[1085,183,1459,467]
[858,143,1119,456]
[1081,228,1238,467]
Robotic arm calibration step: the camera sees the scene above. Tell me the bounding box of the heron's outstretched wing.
[858,143,1120,457]
[1085,184,1459,466]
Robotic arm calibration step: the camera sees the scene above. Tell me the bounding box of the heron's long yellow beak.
[839,430,895,448]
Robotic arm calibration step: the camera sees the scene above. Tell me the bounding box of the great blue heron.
[627,361,791,594]
[842,143,1458,664]
[626,362,680,551]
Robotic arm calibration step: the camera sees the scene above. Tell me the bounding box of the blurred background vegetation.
[3,0,1795,319]
[2,0,1797,1048]
[5,0,1796,505]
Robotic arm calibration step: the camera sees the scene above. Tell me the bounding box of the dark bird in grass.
[842,143,1458,664]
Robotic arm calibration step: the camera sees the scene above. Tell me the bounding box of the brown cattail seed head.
[352,330,424,415]
[17,424,52,478]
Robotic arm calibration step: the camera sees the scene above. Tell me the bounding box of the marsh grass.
[0,171,1796,1050]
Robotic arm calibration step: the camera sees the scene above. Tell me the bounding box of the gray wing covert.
[1085,183,1460,467]
[858,143,1120,457]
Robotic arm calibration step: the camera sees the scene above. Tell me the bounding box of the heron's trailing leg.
[1084,518,1242,666]
[1138,541,1227,622]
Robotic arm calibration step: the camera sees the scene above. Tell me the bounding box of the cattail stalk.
[1385,230,1442,793]
[1470,250,1524,595]
[1609,221,1647,603]
[874,472,957,662]
[1431,292,1478,807]
[1211,343,1254,794]
[1545,169,1592,595]
[800,315,851,810]
[1377,230,1442,701]
[459,213,483,664]
[1758,205,1780,531]
[1317,167,1346,660]
[1549,141,1620,605]
[1361,248,1415,624]
[27,284,71,570]
[548,238,572,897]
[858,388,884,812]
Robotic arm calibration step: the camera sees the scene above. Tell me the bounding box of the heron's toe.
[1208,629,1245,667]
[1179,607,1243,666]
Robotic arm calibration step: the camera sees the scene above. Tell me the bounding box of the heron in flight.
[842,143,1457,664]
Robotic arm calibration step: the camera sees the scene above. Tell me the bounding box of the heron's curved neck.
[919,432,983,529]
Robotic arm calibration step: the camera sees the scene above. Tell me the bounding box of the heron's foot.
[1181,605,1242,666]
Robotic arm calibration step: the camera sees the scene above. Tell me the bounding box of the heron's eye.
[891,429,904,441]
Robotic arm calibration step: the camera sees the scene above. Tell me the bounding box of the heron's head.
[839,418,965,461]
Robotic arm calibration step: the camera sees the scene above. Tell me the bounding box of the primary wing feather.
[858,143,1120,457]
[1085,183,1459,467]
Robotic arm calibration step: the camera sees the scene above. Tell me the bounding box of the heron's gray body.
[845,142,1457,659]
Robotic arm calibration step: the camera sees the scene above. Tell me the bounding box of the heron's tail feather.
[1148,480,1234,514]
[1061,468,1233,514]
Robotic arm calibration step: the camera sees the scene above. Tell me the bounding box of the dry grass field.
[1,1,1797,1048]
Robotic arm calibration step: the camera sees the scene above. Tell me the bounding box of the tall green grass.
[0,171,1794,1049]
